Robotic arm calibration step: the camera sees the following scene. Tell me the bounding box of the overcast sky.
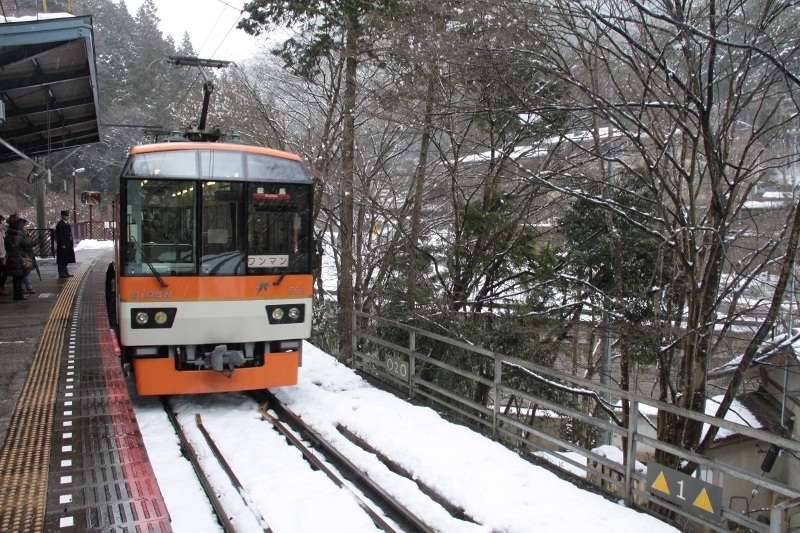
[121,0,265,62]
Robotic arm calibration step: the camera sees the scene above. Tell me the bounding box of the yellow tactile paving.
[0,263,87,533]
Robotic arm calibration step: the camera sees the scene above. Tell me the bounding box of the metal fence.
[27,229,54,258]
[73,221,113,242]
[24,222,112,258]
[353,311,800,533]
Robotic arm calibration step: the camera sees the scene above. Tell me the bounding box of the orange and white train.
[107,140,313,395]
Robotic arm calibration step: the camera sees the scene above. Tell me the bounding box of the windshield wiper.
[129,235,169,288]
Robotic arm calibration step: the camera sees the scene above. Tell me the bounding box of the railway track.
[163,392,476,532]
[162,397,265,533]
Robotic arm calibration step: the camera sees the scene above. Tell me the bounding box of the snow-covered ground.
[74,238,114,251]
[76,237,675,531]
[132,343,678,533]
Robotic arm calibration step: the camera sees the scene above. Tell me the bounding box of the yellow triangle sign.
[693,488,715,513]
[652,471,670,495]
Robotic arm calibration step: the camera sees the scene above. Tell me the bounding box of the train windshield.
[198,182,312,275]
[121,149,313,277]
[124,179,197,275]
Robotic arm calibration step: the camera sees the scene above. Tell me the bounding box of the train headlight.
[266,304,304,324]
[130,308,177,329]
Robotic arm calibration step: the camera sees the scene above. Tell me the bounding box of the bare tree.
[508,0,800,468]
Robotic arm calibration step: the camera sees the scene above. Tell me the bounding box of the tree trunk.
[408,79,435,305]
[337,20,359,361]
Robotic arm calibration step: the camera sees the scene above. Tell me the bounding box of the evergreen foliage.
[559,174,665,365]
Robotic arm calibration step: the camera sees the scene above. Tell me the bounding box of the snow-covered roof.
[459,127,624,164]
[708,332,799,378]
[702,389,788,445]
[701,395,762,441]
[743,200,786,210]
[762,191,791,199]
[0,13,74,23]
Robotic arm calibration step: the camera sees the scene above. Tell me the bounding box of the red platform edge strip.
[94,279,173,532]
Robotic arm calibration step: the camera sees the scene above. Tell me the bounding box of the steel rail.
[255,403,403,533]
[161,398,236,533]
[195,413,273,533]
[336,424,478,524]
[256,391,435,533]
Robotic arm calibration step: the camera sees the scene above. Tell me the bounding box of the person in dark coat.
[0,214,8,296]
[19,218,35,295]
[56,210,75,278]
[5,218,33,300]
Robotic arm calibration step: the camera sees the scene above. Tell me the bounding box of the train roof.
[129,142,304,163]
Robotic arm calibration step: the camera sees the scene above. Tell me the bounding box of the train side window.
[200,181,245,275]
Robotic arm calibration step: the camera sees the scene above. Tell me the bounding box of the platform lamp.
[72,167,85,224]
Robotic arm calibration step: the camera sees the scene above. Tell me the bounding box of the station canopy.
[0,15,100,164]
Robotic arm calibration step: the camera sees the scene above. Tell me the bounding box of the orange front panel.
[119,275,313,302]
[132,352,299,395]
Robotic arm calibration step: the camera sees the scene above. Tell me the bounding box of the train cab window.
[124,150,198,177]
[123,179,197,275]
[247,154,311,183]
[246,183,312,274]
[200,182,246,274]
[199,150,245,180]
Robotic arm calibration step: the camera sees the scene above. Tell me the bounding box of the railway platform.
[0,247,172,532]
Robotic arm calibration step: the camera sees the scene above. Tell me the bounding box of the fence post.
[770,496,800,533]
[408,330,416,399]
[492,357,502,441]
[352,311,358,367]
[624,399,639,507]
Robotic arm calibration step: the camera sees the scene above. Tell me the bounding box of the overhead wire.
[210,13,245,59]
[163,1,233,117]
[176,2,247,129]
[196,3,228,57]
[157,3,225,130]
[145,1,247,130]
[213,0,240,9]
[171,71,203,122]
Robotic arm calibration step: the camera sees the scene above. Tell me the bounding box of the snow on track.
[134,342,679,533]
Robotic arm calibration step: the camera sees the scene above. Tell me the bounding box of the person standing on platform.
[17,220,35,295]
[0,214,8,296]
[5,218,33,300]
[56,209,75,278]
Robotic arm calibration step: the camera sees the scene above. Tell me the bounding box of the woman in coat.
[5,219,33,301]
